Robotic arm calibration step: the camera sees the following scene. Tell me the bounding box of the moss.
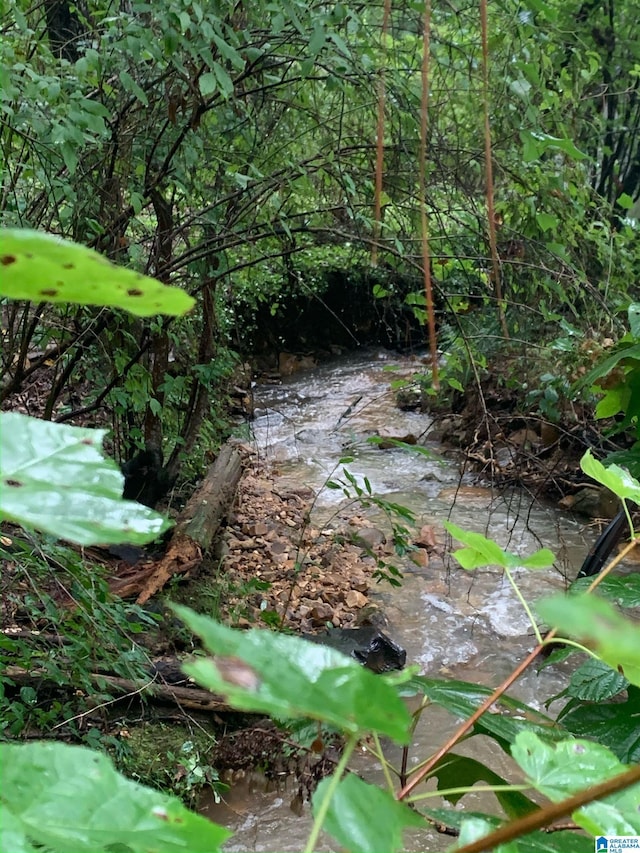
[117,721,224,806]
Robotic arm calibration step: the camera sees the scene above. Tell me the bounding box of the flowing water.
[203,349,595,851]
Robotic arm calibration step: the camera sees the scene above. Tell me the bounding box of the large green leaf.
[560,687,640,764]
[0,229,194,317]
[0,741,230,853]
[175,606,412,742]
[537,593,640,686]
[1,413,170,546]
[571,574,640,608]
[314,774,424,853]
[413,677,564,750]
[580,450,640,504]
[512,731,623,800]
[512,732,640,837]
[430,753,538,818]
[444,522,555,570]
[563,658,629,703]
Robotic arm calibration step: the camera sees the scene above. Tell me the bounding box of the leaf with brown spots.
[0,229,194,317]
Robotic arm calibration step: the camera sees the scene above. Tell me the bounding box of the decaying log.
[135,442,244,604]
[5,665,230,713]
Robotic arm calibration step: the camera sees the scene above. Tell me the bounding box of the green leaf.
[617,193,634,210]
[212,63,234,98]
[512,731,640,836]
[0,230,194,317]
[430,753,538,818]
[175,607,412,742]
[522,130,588,161]
[61,141,79,174]
[211,33,244,69]
[574,343,640,394]
[595,386,626,418]
[0,413,171,546]
[199,71,217,96]
[0,741,230,853]
[564,658,629,702]
[309,25,326,55]
[560,686,640,764]
[512,730,622,799]
[444,522,554,570]
[536,212,557,232]
[580,449,640,503]
[118,70,148,106]
[537,594,640,686]
[0,809,39,853]
[413,677,563,750]
[314,774,424,853]
[571,574,640,608]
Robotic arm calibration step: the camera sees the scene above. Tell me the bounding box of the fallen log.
[5,665,230,714]
[134,442,244,604]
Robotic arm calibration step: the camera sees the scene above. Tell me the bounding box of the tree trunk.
[134,442,244,604]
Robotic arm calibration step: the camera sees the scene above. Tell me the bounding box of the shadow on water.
[206,348,595,851]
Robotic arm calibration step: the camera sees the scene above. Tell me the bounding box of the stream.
[203,348,594,851]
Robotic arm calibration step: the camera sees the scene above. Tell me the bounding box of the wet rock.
[279,353,317,376]
[303,626,406,673]
[561,487,619,519]
[376,431,418,450]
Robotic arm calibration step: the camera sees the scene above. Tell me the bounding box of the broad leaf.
[580,450,640,504]
[1,413,170,546]
[413,677,564,750]
[560,687,640,764]
[512,731,623,800]
[575,343,640,390]
[0,229,194,317]
[175,607,412,742]
[563,658,629,703]
[444,522,555,570]
[512,732,640,836]
[571,574,640,608]
[314,774,424,853]
[537,594,640,686]
[430,753,538,818]
[0,741,230,853]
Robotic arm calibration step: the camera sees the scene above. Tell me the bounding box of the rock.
[245,521,268,536]
[562,487,619,519]
[345,590,368,608]
[352,528,386,550]
[279,352,317,376]
[302,626,406,673]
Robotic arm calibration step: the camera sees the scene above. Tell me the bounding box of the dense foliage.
[2,0,639,461]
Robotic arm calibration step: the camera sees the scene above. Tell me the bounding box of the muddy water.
[205,349,593,851]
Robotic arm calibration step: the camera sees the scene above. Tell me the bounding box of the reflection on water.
[211,349,594,851]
